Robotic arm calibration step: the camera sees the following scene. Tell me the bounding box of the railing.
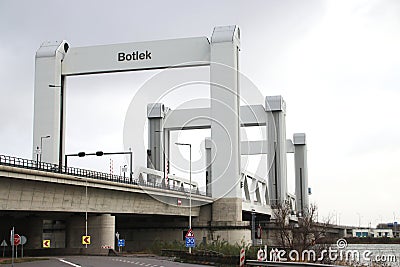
[0,154,208,197]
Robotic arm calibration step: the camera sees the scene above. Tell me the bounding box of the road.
[1,256,212,267]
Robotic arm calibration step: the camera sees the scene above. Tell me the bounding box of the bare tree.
[272,201,295,250]
[272,202,334,261]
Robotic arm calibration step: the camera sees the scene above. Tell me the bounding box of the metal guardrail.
[245,260,341,267]
[0,154,208,197]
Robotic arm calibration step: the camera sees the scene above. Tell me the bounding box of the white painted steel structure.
[33,26,244,221]
[33,25,310,217]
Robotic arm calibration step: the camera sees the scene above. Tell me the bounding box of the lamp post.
[40,135,51,163]
[64,152,88,247]
[64,150,134,248]
[251,209,256,246]
[357,212,362,228]
[85,176,88,248]
[64,150,133,182]
[175,142,192,254]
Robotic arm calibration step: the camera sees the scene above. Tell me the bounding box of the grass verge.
[0,257,49,264]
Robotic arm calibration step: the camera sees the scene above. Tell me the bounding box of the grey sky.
[1,0,400,227]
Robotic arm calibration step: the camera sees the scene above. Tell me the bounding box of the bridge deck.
[0,155,209,198]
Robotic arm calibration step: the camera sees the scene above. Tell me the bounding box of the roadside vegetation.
[149,238,258,257]
[0,257,49,264]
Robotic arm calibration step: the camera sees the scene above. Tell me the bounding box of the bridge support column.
[147,103,168,183]
[210,26,242,222]
[33,41,69,165]
[66,214,115,250]
[294,133,309,214]
[24,216,43,249]
[266,96,288,206]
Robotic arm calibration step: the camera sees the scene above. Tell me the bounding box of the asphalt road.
[1,256,212,267]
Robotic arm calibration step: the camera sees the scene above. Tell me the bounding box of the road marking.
[109,258,162,267]
[58,259,82,267]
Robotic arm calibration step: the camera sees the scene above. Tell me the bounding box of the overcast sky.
[1,0,399,227]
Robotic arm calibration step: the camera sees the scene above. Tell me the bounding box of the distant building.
[377,222,400,238]
[352,228,373,237]
[373,228,393,238]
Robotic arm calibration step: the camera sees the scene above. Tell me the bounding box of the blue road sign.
[185,237,195,248]
[118,239,125,247]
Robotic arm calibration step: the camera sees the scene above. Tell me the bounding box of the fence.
[0,154,207,196]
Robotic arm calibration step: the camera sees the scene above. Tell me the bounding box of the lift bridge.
[145,98,309,217]
[7,25,312,248]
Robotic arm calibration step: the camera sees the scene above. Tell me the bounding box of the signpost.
[185,229,195,249]
[13,233,20,259]
[43,240,50,248]
[13,234,21,246]
[115,232,122,253]
[118,239,125,252]
[20,236,27,258]
[82,236,91,245]
[1,240,7,258]
[239,248,245,267]
[10,227,15,266]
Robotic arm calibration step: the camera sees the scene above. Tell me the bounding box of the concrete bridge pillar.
[66,214,115,250]
[24,216,43,249]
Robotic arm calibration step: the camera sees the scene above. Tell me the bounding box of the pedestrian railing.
[0,154,208,197]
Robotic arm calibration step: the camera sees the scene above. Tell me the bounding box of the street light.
[84,176,88,248]
[64,152,89,248]
[64,150,134,248]
[175,142,192,254]
[40,135,51,163]
[64,150,133,182]
[357,212,362,228]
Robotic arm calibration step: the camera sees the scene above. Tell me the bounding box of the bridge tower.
[294,133,309,214]
[209,26,242,222]
[266,96,288,206]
